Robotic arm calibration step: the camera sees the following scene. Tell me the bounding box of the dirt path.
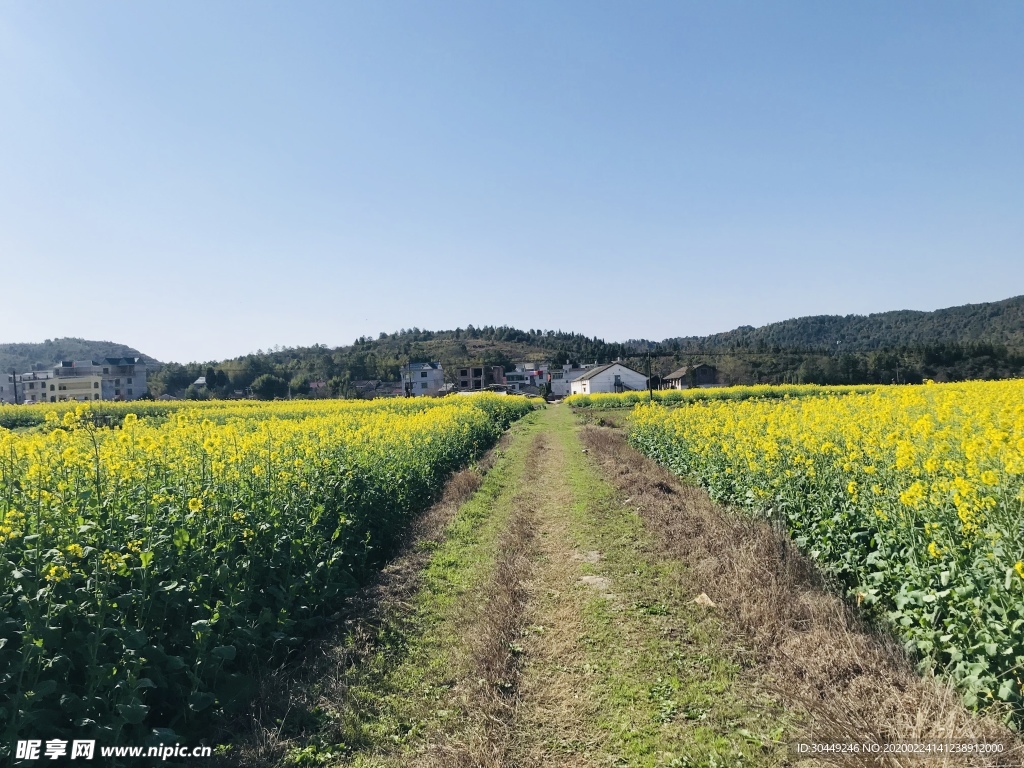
[311,406,793,767]
[503,406,790,767]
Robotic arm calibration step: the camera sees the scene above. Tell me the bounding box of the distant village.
[1,358,148,405]
[1,357,720,405]
[390,360,719,399]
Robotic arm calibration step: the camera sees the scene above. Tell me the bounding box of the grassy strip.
[508,406,792,767]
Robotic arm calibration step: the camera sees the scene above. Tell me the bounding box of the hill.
[668,295,1024,352]
[146,295,1024,397]
[7,296,1024,397]
[0,338,157,375]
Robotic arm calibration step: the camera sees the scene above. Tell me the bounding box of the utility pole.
[10,370,18,406]
[646,352,654,402]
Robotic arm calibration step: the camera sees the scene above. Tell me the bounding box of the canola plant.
[0,394,534,745]
[629,380,1024,717]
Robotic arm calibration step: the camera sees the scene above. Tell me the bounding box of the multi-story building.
[457,365,505,391]
[403,362,445,396]
[54,358,148,402]
[5,371,54,404]
[0,358,149,404]
[504,362,550,394]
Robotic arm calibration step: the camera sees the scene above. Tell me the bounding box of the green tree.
[251,374,288,400]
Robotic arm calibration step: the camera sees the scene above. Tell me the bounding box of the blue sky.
[1,2,1021,363]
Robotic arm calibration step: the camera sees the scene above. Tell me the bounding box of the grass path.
[505,405,790,767]
[292,405,792,768]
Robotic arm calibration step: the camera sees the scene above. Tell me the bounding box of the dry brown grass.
[219,434,512,767]
[580,425,1024,768]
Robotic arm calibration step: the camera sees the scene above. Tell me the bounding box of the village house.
[663,364,718,389]
[457,365,505,390]
[504,362,549,394]
[403,362,445,396]
[1,358,149,404]
[548,363,595,398]
[569,362,648,396]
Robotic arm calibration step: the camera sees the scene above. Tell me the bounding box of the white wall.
[550,369,589,397]
[570,364,647,395]
[410,366,445,395]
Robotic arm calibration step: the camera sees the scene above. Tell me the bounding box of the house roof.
[408,362,441,371]
[665,363,715,380]
[96,357,143,366]
[562,368,591,382]
[574,362,644,382]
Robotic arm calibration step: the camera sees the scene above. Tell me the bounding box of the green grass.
[547,406,793,766]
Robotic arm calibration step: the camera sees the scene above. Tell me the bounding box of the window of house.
[127,389,133,396]
[115,378,120,385]
[94,382,99,388]
[421,382,427,389]
[103,368,109,374]
[420,371,427,378]
[127,378,132,384]
[115,389,121,396]
[50,384,55,391]
[94,394,99,400]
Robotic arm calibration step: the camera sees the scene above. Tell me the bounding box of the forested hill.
[667,295,1024,352]
[7,295,1024,397]
[151,327,636,397]
[0,339,156,374]
[148,295,1024,397]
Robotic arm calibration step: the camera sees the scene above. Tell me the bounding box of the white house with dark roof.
[403,362,445,396]
[548,364,595,398]
[569,362,647,396]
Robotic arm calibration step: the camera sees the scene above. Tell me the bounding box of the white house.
[403,362,445,396]
[569,362,647,396]
[548,364,595,398]
[504,362,550,394]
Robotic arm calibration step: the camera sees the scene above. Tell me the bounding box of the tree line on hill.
[4,295,1022,399]
[149,336,1024,399]
[148,326,636,398]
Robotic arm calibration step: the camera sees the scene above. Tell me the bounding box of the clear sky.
[1,2,1021,363]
